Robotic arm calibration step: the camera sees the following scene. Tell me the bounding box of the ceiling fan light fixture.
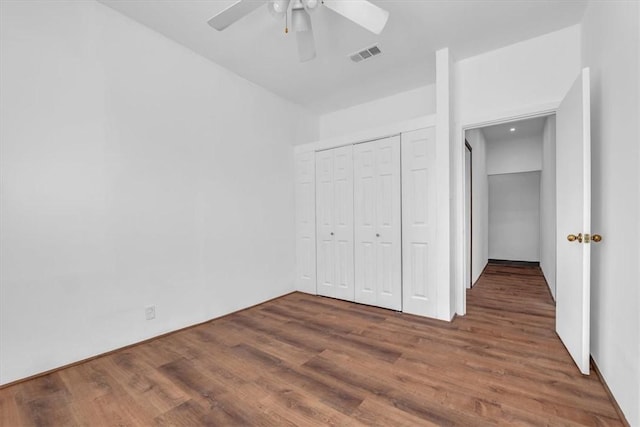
[291,8,312,32]
[267,0,291,19]
[301,0,320,13]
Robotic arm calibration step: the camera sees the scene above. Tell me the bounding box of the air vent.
[349,45,382,63]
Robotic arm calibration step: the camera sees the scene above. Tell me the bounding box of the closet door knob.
[330,232,334,236]
[376,233,380,237]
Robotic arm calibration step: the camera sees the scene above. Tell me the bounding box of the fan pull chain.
[285,11,289,34]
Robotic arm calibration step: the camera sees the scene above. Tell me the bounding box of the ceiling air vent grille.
[350,45,382,63]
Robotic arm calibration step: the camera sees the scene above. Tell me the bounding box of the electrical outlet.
[145,305,155,320]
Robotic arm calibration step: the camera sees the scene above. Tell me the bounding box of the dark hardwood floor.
[0,264,624,426]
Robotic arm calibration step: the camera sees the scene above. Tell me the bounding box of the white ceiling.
[481,116,549,142]
[99,0,588,113]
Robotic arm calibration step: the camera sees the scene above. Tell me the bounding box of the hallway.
[461,263,622,424]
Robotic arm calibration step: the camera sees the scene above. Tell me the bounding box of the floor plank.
[0,264,624,426]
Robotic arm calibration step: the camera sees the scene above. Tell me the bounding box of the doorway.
[457,68,593,375]
[463,115,556,296]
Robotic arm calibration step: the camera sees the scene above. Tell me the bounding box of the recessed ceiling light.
[510,127,516,132]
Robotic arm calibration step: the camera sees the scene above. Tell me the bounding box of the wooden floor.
[0,264,624,426]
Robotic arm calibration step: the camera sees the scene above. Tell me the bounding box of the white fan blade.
[207,0,266,31]
[323,0,389,35]
[296,29,316,62]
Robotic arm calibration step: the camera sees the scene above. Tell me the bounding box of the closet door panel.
[315,150,335,297]
[332,145,354,301]
[354,143,377,305]
[294,151,316,294]
[375,136,402,310]
[402,128,438,317]
[315,145,354,301]
[354,136,401,310]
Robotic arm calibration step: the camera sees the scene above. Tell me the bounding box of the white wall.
[581,2,640,425]
[455,25,581,125]
[486,135,542,175]
[483,130,542,264]
[488,172,540,262]
[0,0,317,385]
[464,128,488,285]
[318,84,436,140]
[453,24,581,314]
[539,116,556,298]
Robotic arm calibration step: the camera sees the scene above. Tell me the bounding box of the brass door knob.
[567,233,583,243]
[592,234,602,242]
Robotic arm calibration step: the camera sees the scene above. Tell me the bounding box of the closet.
[295,125,439,317]
[315,137,402,310]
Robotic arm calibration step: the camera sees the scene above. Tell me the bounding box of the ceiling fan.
[207,0,390,62]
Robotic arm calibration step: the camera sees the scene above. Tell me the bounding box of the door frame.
[455,102,559,315]
[464,140,473,288]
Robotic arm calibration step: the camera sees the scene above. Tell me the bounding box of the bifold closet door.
[294,151,316,294]
[354,136,402,311]
[315,145,354,301]
[402,127,438,317]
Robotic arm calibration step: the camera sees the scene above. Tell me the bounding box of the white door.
[556,68,591,375]
[294,151,316,294]
[316,146,354,301]
[354,136,402,310]
[402,128,438,317]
